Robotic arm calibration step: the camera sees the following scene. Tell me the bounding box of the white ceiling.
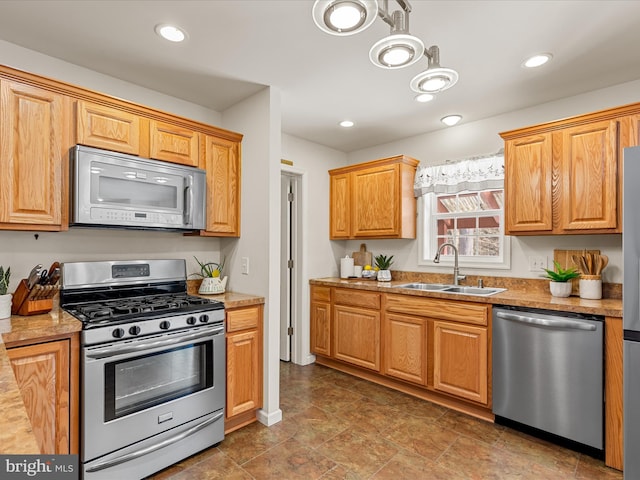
[0,0,639,152]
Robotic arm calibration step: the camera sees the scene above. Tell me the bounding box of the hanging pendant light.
[369,10,424,69]
[312,0,379,36]
[410,45,458,93]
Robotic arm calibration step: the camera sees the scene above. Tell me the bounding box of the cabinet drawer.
[334,288,381,309]
[385,293,488,326]
[311,286,331,302]
[226,305,261,333]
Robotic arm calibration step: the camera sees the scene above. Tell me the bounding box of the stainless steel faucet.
[434,242,466,285]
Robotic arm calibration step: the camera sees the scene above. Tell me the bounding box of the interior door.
[280,174,294,361]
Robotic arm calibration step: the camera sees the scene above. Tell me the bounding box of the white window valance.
[414,151,504,197]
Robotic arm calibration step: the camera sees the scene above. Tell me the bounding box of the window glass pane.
[457,236,476,256]
[437,195,457,213]
[436,218,455,237]
[458,193,480,212]
[478,216,500,234]
[479,190,503,210]
[456,217,477,231]
[477,236,501,256]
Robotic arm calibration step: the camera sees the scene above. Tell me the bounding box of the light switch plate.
[241,257,249,275]
[528,255,547,272]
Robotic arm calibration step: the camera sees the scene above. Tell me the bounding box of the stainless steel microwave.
[71,145,206,231]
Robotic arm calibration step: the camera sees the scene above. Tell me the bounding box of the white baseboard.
[257,408,283,427]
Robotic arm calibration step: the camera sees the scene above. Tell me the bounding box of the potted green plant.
[194,256,227,294]
[0,266,11,319]
[374,254,394,282]
[543,261,580,297]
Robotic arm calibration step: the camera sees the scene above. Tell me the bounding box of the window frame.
[418,190,511,270]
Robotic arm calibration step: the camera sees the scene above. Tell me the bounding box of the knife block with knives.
[11,262,60,316]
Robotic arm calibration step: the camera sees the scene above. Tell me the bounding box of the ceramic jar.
[0,293,12,319]
[579,275,602,300]
[377,270,392,282]
[549,281,572,298]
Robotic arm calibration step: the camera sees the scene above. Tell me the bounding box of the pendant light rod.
[378,0,413,28]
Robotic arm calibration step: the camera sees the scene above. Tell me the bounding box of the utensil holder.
[579,275,602,300]
[11,279,57,316]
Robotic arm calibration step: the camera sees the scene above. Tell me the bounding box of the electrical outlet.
[528,255,547,272]
[241,257,249,275]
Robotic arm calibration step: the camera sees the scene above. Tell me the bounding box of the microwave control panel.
[90,207,183,226]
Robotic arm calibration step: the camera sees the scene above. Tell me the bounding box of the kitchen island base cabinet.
[6,335,79,454]
[225,304,263,434]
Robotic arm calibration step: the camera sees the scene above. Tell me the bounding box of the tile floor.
[148,361,623,479]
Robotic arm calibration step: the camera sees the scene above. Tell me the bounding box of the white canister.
[579,275,602,300]
[340,256,354,278]
[353,265,363,277]
[0,293,12,320]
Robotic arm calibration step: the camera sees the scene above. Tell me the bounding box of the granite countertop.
[0,289,264,455]
[310,276,623,318]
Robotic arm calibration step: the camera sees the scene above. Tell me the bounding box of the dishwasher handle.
[495,310,597,331]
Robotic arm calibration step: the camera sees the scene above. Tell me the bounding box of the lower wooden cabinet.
[6,335,79,454]
[225,303,263,433]
[310,286,331,356]
[333,304,381,371]
[433,320,488,404]
[383,313,427,385]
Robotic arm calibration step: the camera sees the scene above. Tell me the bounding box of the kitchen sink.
[394,283,506,296]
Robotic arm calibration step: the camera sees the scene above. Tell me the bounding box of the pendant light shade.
[369,33,424,69]
[312,0,379,36]
[410,67,459,93]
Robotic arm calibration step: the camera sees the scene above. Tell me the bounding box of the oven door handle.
[85,411,224,473]
[86,327,224,359]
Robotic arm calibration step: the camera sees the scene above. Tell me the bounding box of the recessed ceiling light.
[414,93,434,103]
[339,120,355,128]
[155,24,187,42]
[441,115,462,126]
[523,53,552,68]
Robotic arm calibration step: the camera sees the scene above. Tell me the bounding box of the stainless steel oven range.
[60,259,225,480]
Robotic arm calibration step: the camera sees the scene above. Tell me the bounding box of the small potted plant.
[0,266,11,319]
[543,261,580,297]
[194,256,227,294]
[374,254,394,282]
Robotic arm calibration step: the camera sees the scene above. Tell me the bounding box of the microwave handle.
[184,176,193,226]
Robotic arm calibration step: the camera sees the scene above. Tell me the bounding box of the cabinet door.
[226,329,261,418]
[352,164,400,237]
[76,100,141,155]
[559,120,618,231]
[149,120,199,167]
[625,114,640,147]
[310,301,331,356]
[329,173,351,238]
[202,135,241,236]
[333,305,380,371]
[383,313,427,385]
[7,340,71,454]
[433,321,488,404]
[0,80,68,228]
[504,133,553,233]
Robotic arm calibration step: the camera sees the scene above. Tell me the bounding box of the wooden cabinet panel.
[352,164,399,237]
[433,321,488,404]
[76,100,141,155]
[384,313,427,385]
[559,121,618,231]
[226,329,261,417]
[150,120,199,167]
[605,316,623,470]
[625,114,640,147]
[0,80,69,229]
[330,173,351,238]
[7,340,71,454]
[333,305,380,371]
[385,293,488,326]
[504,133,553,233]
[310,286,331,356]
[328,155,418,239]
[334,288,380,310]
[201,135,241,236]
[226,305,260,333]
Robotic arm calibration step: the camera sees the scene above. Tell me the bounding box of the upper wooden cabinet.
[0,79,71,230]
[149,120,199,167]
[0,64,243,235]
[76,100,141,155]
[329,155,419,239]
[501,103,640,235]
[199,135,241,237]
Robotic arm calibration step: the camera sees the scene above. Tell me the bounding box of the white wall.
[338,80,640,284]
[221,87,283,426]
[0,40,226,291]
[281,134,347,364]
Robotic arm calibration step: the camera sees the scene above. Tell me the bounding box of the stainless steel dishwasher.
[492,305,603,451]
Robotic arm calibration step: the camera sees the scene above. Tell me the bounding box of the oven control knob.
[186,316,197,325]
[199,314,209,323]
[129,326,141,336]
[112,328,125,338]
[159,320,171,330]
